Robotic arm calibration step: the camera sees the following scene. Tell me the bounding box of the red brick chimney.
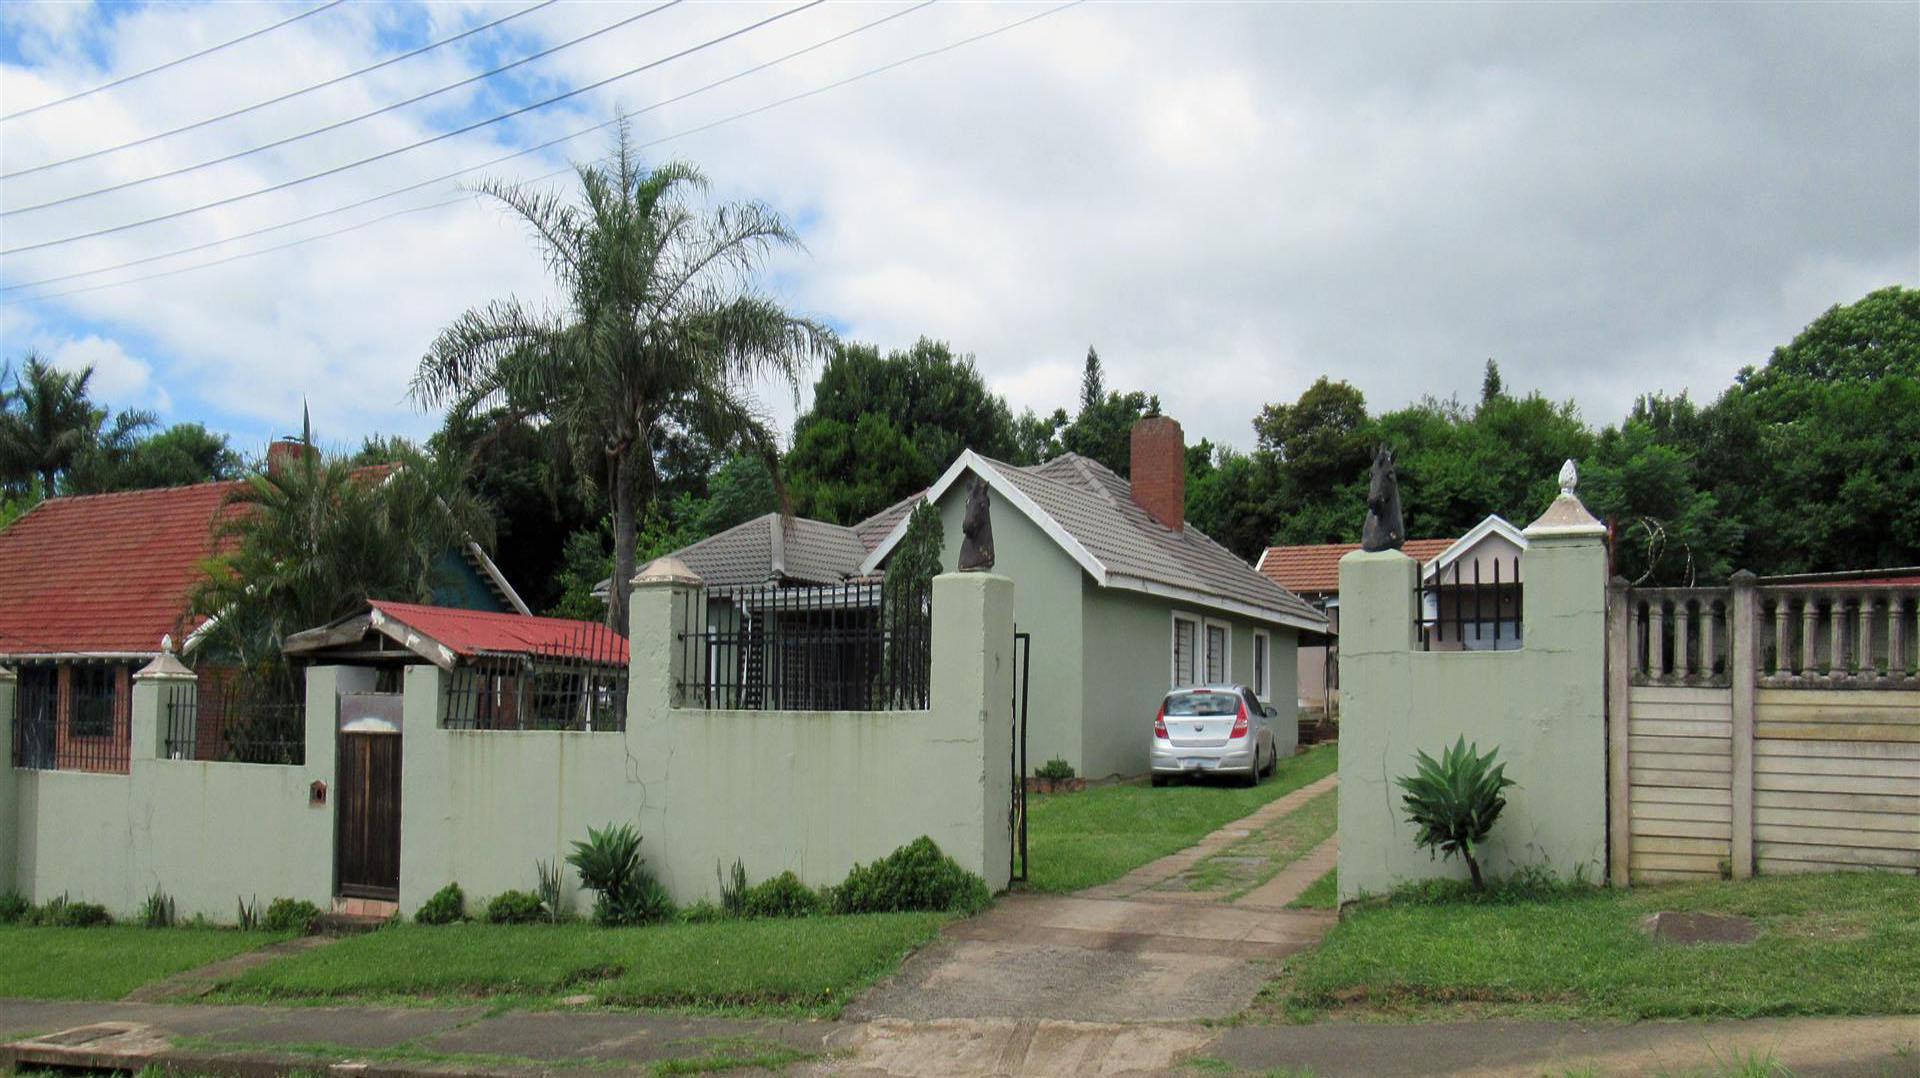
[266,438,318,478]
[1130,416,1185,532]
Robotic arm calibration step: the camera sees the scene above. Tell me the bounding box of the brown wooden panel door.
[336,732,401,900]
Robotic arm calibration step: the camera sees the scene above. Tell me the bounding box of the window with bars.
[1204,622,1229,683]
[70,665,118,738]
[1171,615,1197,686]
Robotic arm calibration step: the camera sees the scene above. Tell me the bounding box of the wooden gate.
[336,694,402,901]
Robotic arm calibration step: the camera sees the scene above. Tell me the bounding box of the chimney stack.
[1130,416,1185,532]
[266,438,318,479]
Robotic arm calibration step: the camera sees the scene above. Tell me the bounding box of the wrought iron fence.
[164,671,306,765]
[10,663,131,773]
[677,578,932,711]
[1414,556,1524,651]
[442,622,630,732]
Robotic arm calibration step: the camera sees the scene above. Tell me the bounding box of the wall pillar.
[1606,577,1632,886]
[930,571,1015,893]
[0,666,16,893]
[131,651,194,761]
[626,556,704,720]
[1728,569,1758,879]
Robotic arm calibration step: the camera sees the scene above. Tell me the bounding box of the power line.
[0,1,938,294]
[3,0,1082,306]
[1,1,348,122]
[0,0,826,255]
[3,0,682,214]
[2,0,561,181]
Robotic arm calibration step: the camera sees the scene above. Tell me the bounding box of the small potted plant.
[1031,757,1083,794]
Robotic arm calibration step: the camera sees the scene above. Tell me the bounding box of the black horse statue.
[1361,445,1405,553]
[958,475,995,571]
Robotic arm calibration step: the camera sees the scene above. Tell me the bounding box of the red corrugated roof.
[367,600,628,664]
[1257,538,1457,596]
[0,482,244,655]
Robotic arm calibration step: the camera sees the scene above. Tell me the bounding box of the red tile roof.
[1257,538,1457,597]
[0,482,245,656]
[367,600,628,664]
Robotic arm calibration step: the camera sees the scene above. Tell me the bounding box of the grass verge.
[1024,743,1338,893]
[1260,871,1920,1023]
[1184,787,1337,897]
[213,913,947,1017]
[1288,868,1337,910]
[0,926,288,1001]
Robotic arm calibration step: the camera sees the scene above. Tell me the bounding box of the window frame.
[1170,612,1199,688]
[1251,629,1270,700]
[1202,618,1232,685]
[69,664,119,740]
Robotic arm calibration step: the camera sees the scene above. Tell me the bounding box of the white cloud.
[0,0,1914,458]
[45,333,171,414]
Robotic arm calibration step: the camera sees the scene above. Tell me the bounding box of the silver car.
[1150,684,1283,787]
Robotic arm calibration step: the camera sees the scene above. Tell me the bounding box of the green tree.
[411,127,832,633]
[1059,347,1158,476]
[786,338,1017,522]
[1013,406,1068,465]
[0,356,101,495]
[69,422,239,493]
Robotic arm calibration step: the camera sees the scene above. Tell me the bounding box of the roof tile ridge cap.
[1057,454,1132,516]
[677,511,780,561]
[27,477,245,506]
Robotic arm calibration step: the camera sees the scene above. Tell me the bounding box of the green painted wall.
[1337,528,1609,904]
[0,670,15,893]
[5,667,353,920]
[429,549,511,613]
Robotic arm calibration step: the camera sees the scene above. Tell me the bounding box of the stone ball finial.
[1558,459,1578,497]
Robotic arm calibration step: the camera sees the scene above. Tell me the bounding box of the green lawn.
[1184,786,1338,897]
[1287,868,1337,910]
[1266,872,1920,1022]
[0,927,288,1001]
[216,913,947,1016]
[1024,744,1337,893]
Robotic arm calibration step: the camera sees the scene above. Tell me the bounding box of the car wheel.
[1245,748,1262,787]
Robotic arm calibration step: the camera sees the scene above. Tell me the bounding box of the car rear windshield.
[1164,691,1239,717]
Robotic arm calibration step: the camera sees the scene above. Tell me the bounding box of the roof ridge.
[17,478,242,511]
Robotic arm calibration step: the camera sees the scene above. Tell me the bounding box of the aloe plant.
[1395,737,1516,891]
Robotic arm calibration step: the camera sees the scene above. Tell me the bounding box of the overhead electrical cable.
[1,0,1082,304]
[0,0,938,294]
[3,0,684,214]
[1,1,348,122]
[0,0,826,255]
[2,0,561,180]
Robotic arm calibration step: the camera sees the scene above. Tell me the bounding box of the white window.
[1171,614,1198,687]
[1203,619,1231,684]
[1252,630,1270,700]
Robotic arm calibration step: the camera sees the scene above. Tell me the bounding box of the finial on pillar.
[1525,458,1604,538]
[1558,459,1578,497]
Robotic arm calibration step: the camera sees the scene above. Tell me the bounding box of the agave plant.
[1395,737,1517,891]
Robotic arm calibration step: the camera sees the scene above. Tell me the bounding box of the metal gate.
[336,693,403,901]
[1010,630,1031,883]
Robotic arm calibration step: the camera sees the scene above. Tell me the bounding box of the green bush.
[568,823,673,926]
[265,898,323,934]
[0,890,29,924]
[535,859,565,922]
[740,871,825,918]
[32,895,111,927]
[832,837,990,915]
[718,858,749,917]
[415,883,467,925]
[1395,737,1516,892]
[141,888,177,929]
[677,899,727,924]
[1035,757,1076,782]
[485,889,548,925]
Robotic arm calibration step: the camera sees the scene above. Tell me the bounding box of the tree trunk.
[1465,851,1485,891]
[608,452,636,636]
[40,468,56,497]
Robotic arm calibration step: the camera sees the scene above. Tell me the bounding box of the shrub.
[416,883,467,925]
[141,887,177,929]
[0,890,29,924]
[535,859,566,922]
[718,858,749,917]
[237,895,261,931]
[677,900,727,924]
[485,889,548,925]
[1395,737,1516,891]
[568,823,673,926]
[34,895,111,927]
[265,898,323,934]
[740,871,824,918]
[833,837,991,915]
[1035,757,1076,782]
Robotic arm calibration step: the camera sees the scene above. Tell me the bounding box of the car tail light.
[1154,703,1169,740]
[1230,703,1250,740]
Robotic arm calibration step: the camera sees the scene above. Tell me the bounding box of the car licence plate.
[1181,757,1214,770]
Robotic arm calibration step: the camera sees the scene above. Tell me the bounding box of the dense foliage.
[567,822,674,926]
[831,836,991,915]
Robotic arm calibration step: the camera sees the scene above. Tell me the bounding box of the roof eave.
[1105,571,1330,636]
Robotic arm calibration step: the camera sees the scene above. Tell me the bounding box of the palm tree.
[411,125,833,633]
[0,355,98,495]
[192,432,494,686]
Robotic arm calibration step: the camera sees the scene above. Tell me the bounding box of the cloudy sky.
[1,0,1914,459]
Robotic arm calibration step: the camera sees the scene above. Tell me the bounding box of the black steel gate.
[1010,630,1031,883]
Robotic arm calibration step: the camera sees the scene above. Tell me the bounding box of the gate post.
[931,571,1014,894]
[1729,570,1758,879]
[0,666,16,893]
[1607,577,1631,886]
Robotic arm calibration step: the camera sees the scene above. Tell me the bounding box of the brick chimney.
[1130,416,1185,532]
[266,438,318,478]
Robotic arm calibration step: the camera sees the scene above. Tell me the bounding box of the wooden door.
[336,731,402,900]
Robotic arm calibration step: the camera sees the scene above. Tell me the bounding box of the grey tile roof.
[975,453,1325,628]
[775,516,869,585]
[662,513,868,590]
[853,492,925,552]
